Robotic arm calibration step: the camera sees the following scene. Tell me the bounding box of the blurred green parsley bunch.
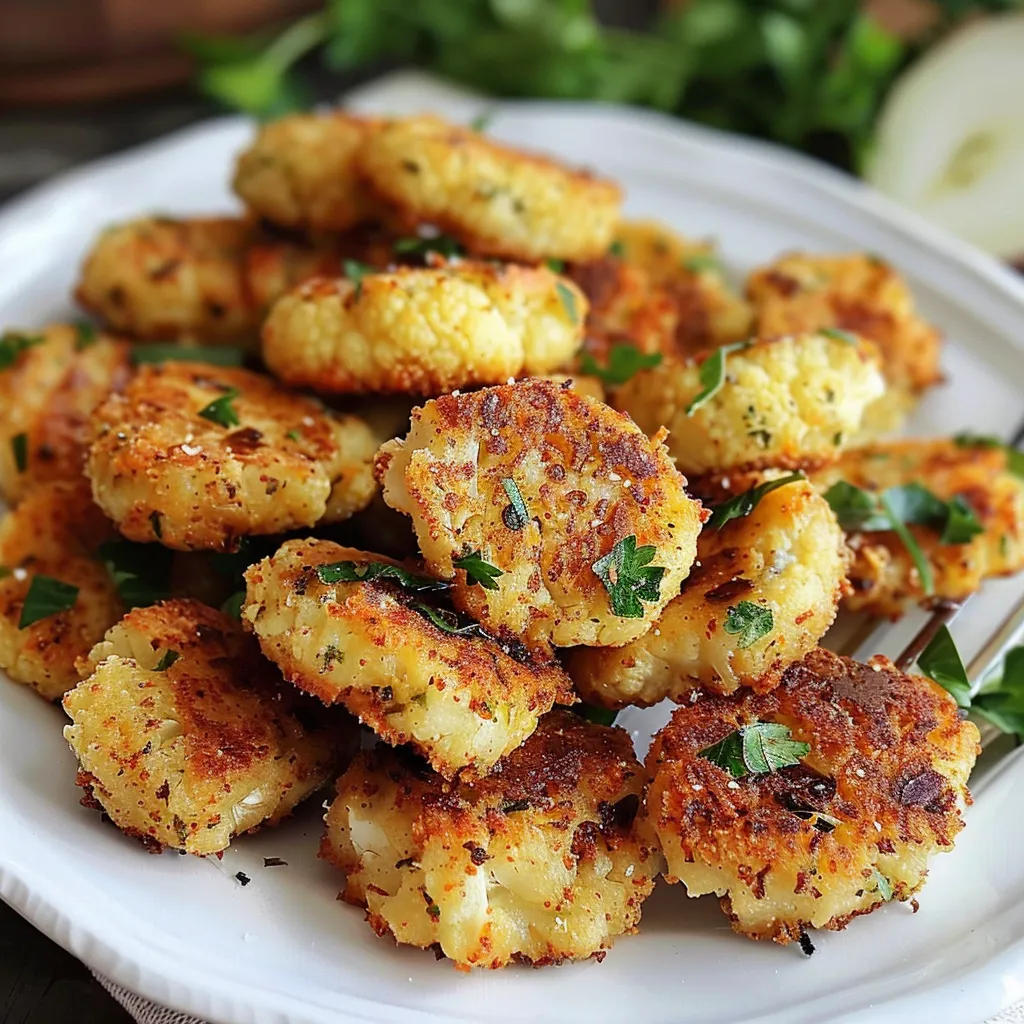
[187,0,1022,172]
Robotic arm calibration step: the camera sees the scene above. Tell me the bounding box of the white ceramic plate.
[3,71,1024,1024]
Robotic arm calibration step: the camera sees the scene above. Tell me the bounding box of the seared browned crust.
[642,648,979,943]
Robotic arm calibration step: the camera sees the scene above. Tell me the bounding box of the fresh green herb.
[821,327,859,345]
[154,650,180,671]
[579,344,662,387]
[314,560,449,593]
[469,109,493,132]
[706,471,805,530]
[973,646,1024,738]
[425,900,441,921]
[198,387,241,428]
[319,643,343,673]
[872,870,894,902]
[454,550,504,590]
[98,540,174,609]
[500,477,530,531]
[577,704,618,726]
[685,340,752,416]
[699,721,810,779]
[916,624,972,708]
[683,253,719,274]
[286,429,301,442]
[393,234,464,259]
[592,535,666,619]
[18,575,79,629]
[0,331,42,370]
[555,282,578,324]
[608,240,625,259]
[410,602,492,640]
[343,259,373,298]
[723,602,774,649]
[953,433,1024,479]
[74,320,98,350]
[941,495,985,545]
[11,432,28,473]
[545,258,566,273]
[880,490,934,596]
[221,591,245,618]
[132,344,244,367]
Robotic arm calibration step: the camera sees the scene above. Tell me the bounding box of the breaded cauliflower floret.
[376,379,704,648]
[567,474,850,707]
[0,482,122,701]
[812,438,1024,618]
[63,599,347,855]
[614,332,886,475]
[86,362,377,551]
[321,710,659,968]
[0,323,131,504]
[75,217,258,344]
[356,115,621,262]
[641,647,979,944]
[242,539,574,779]
[262,262,587,396]
[232,112,380,232]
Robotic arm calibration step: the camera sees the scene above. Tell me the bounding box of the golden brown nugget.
[0,323,132,504]
[615,332,886,475]
[641,648,979,944]
[63,599,347,855]
[262,262,586,396]
[356,115,621,262]
[376,379,704,648]
[242,539,574,779]
[568,474,849,707]
[233,112,380,232]
[87,362,377,551]
[322,710,659,969]
[812,438,1024,618]
[0,482,122,701]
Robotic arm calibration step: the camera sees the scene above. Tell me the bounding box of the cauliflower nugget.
[76,217,258,344]
[0,323,131,504]
[262,261,586,396]
[233,112,380,233]
[63,599,347,855]
[356,115,621,262]
[0,482,122,701]
[568,473,849,707]
[812,438,1024,618]
[87,362,377,551]
[641,648,979,944]
[614,332,885,476]
[376,379,704,647]
[321,710,659,968]
[242,539,574,779]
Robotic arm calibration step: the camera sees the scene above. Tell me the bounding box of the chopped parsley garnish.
[683,253,719,274]
[685,340,752,416]
[608,240,625,258]
[0,331,43,370]
[872,870,894,902]
[821,327,859,345]
[154,650,180,671]
[319,644,343,673]
[18,575,79,629]
[916,624,971,707]
[11,432,28,473]
[555,281,578,323]
[500,477,530,531]
[221,591,245,618]
[953,432,1024,479]
[723,602,774,649]
[132,344,244,367]
[545,258,566,273]
[285,429,301,442]
[706,471,805,530]
[74,320,98,350]
[577,704,618,726]
[314,560,449,593]
[343,259,373,298]
[453,550,504,590]
[393,234,464,260]
[98,540,173,608]
[699,721,810,779]
[469,110,493,133]
[198,387,240,428]
[411,602,492,640]
[579,343,662,386]
[592,535,666,619]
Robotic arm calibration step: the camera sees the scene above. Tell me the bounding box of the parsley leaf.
[453,550,504,590]
[879,490,934,596]
[723,602,774,649]
[314,560,449,593]
[154,650,180,671]
[393,234,464,260]
[221,591,245,618]
[469,109,493,133]
[555,281,579,324]
[685,340,752,416]
[579,344,662,386]
[699,721,810,778]
[821,327,859,345]
[132,344,244,367]
[11,432,28,473]
[608,240,625,258]
[0,331,43,370]
[941,495,985,545]
[974,647,1024,738]
[500,477,530,531]
[198,387,241,428]
[74,320,98,350]
[343,259,373,298]
[98,540,174,609]
[707,471,805,530]
[916,624,971,708]
[593,535,666,619]
[683,253,719,274]
[576,703,618,726]
[19,575,79,629]
[411,602,492,640]
[872,870,894,902]
[545,258,566,273]
[953,432,1024,480]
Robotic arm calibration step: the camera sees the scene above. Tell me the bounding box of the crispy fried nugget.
[811,438,1024,618]
[567,474,849,707]
[262,262,586,396]
[376,379,704,647]
[0,482,122,701]
[356,115,621,262]
[321,710,659,968]
[233,112,380,232]
[242,539,574,779]
[641,648,979,943]
[75,217,258,343]
[0,323,131,504]
[63,599,347,855]
[87,362,377,551]
[614,332,886,475]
